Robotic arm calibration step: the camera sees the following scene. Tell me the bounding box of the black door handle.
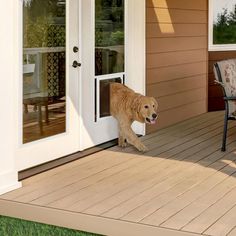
[73,46,79,53]
[72,61,81,68]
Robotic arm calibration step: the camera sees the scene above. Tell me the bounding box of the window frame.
[208,0,236,51]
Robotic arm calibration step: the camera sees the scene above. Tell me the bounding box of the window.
[209,0,236,51]
[95,0,125,76]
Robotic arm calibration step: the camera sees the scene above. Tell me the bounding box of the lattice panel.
[46,24,66,99]
[47,24,65,47]
[47,52,65,99]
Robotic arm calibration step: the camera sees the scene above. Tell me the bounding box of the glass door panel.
[95,0,124,75]
[23,0,66,143]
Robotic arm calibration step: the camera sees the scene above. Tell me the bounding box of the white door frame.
[15,0,146,171]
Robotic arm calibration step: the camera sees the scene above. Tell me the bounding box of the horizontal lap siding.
[146,0,208,132]
[208,51,236,111]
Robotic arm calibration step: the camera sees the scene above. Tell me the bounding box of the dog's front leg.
[121,125,148,152]
[118,130,127,148]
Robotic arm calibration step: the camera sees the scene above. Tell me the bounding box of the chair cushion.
[214,59,236,118]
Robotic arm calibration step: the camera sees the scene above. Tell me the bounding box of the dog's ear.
[151,97,158,108]
[132,96,141,112]
[132,96,143,121]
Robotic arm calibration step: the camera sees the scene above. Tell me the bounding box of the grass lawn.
[0,215,100,236]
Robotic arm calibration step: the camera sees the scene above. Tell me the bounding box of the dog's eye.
[153,105,155,108]
[144,105,149,109]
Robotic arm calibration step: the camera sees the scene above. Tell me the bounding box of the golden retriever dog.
[110,83,158,152]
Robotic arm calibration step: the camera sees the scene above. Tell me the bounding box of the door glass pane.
[95,0,124,76]
[23,0,66,143]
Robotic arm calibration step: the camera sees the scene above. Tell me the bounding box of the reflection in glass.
[99,78,122,118]
[95,0,124,75]
[23,0,66,143]
[213,0,236,44]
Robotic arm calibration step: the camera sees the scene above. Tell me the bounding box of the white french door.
[17,0,145,171]
[18,0,81,170]
[79,0,125,150]
[80,0,146,150]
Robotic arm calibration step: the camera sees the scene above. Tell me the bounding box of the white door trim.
[126,0,146,135]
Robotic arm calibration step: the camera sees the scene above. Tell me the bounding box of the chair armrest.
[214,80,225,87]
[224,96,236,101]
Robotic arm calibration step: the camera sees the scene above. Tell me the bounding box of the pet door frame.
[95,73,125,122]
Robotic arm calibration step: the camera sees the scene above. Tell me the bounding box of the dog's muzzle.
[146,113,158,124]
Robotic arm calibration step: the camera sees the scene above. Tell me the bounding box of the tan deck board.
[142,156,236,227]
[120,153,235,223]
[138,111,221,143]
[100,131,236,220]
[57,119,228,214]
[228,227,236,236]
[146,120,225,157]
[49,157,165,210]
[139,110,220,141]
[28,157,146,205]
[83,126,236,217]
[1,111,236,236]
[44,115,225,211]
[34,156,153,207]
[160,167,236,232]
[8,153,139,202]
[8,112,221,203]
[182,182,236,234]
[22,150,119,185]
[2,152,135,200]
[123,112,223,157]
[20,111,219,188]
[205,204,236,236]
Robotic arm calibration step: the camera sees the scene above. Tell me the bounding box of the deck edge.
[0,199,203,236]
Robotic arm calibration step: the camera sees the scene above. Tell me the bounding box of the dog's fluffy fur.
[110,83,158,152]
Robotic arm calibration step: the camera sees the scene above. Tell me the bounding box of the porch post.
[0,0,22,194]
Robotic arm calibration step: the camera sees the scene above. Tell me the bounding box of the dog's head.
[134,96,158,124]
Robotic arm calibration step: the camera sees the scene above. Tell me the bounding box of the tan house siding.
[146,0,208,133]
[208,51,236,111]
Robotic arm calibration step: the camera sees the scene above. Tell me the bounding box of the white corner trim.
[0,1,22,195]
[127,0,146,136]
[0,171,22,195]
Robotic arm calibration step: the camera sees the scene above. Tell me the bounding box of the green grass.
[0,215,100,236]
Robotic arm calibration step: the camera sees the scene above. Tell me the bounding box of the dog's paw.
[119,138,127,148]
[136,143,148,153]
[119,142,128,148]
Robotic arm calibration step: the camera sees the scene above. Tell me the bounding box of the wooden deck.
[1,111,236,236]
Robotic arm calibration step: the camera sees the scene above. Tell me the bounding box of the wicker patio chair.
[213,59,236,151]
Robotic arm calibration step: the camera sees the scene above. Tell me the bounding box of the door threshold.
[18,139,118,181]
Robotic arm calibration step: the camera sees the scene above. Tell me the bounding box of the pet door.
[95,74,124,122]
